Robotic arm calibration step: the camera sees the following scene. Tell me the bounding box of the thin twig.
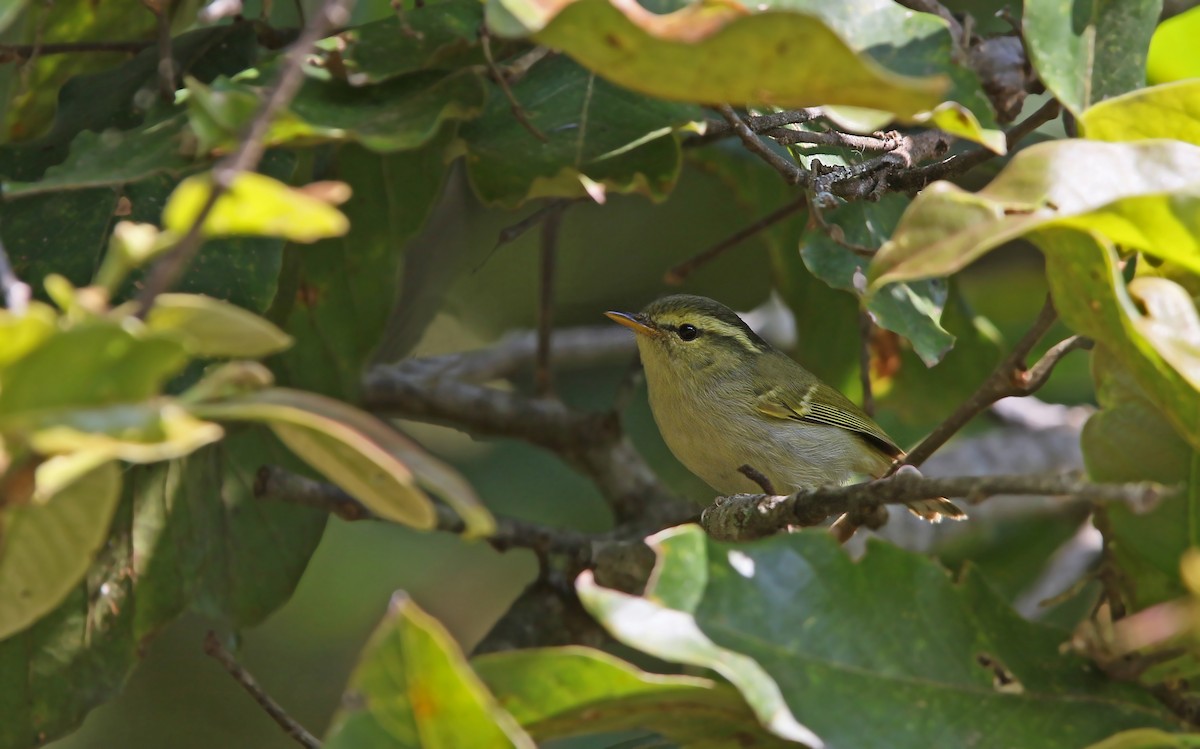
[716,104,807,185]
[896,0,964,52]
[492,199,580,252]
[858,308,876,417]
[203,632,321,749]
[480,28,548,143]
[151,0,176,102]
[897,296,1080,470]
[0,237,31,314]
[767,127,898,153]
[0,40,151,61]
[536,210,561,397]
[665,194,807,283]
[806,190,877,257]
[701,471,1176,542]
[893,99,1062,191]
[689,108,823,147]
[134,0,355,316]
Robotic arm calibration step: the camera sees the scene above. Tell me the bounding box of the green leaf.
[145,293,294,358]
[1043,230,1200,452]
[870,139,1200,289]
[759,0,1000,148]
[2,111,197,197]
[800,194,954,366]
[271,135,454,397]
[0,323,188,414]
[1083,347,1194,610]
[324,594,535,749]
[334,0,487,85]
[1023,0,1161,116]
[580,525,1179,749]
[185,70,487,154]
[1148,6,1200,84]
[473,647,801,747]
[1125,276,1200,392]
[191,387,493,535]
[1080,79,1200,145]
[0,487,138,748]
[485,0,947,116]
[163,171,350,242]
[0,461,121,639]
[460,54,698,208]
[0,302,56,369]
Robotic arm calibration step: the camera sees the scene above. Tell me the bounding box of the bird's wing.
[754,382,903,458]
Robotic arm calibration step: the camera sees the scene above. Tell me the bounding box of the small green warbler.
[606,294,963,522]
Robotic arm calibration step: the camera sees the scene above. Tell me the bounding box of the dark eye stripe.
[677,324,699,341]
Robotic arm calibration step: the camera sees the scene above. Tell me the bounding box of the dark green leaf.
[335,0,487,85]
[324,594,535,749]
[460,54,698,208]
[580,526,1178,749]
[801,195,954,366]
[271,133,455,398]
[474,646,801,747]
[1023,0,1161,116]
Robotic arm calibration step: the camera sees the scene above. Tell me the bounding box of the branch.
[254,465,599,558]
[0,40,151,61]
[535,210,561,396]
[715,104,807,186]
[898,296,1090,470]
[203,632,321,749]
[664,194,807,283]
[0,238,31,314]
[134,0,354,315]
[858,308,876,417]
[700,472,1177,542]
[363,327,690,527]
[480,29,548,143]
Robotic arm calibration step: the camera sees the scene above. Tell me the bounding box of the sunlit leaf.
[1023,0,1159,115]
[1080,80,1200,146]
[474,647,800,746]
[146,293,293,358]
[324,594,535,749]
[1086,729,1200,749]
[581,525,1177,749]
[163,171,350,242]
[0,462,121,640]
[870,140,1200,289]
[486,0,947,116]
[0,323,188,414]
[0,303,56,370]
[191,387,492,534]
[1148,5,1200,84]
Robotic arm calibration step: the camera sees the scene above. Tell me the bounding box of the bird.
[605,294,963,523]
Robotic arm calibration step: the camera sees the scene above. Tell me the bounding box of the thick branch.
[363,328,689,527]
[701,472,1177,542]
[134,0,354,314]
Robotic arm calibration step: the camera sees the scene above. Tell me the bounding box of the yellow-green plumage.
[607,294,963,522]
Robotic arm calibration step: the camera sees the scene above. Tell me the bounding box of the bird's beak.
[605,310,661,338]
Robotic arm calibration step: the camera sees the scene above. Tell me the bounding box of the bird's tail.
[905,497,966,522]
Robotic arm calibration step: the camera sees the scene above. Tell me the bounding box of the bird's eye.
[677,324,699,341]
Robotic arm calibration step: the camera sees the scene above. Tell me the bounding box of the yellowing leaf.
[0,303,56,370]
[163,172,350,242]
[486,0,946,116]
[192,388,494,535]
[1080,79,1200,146]
[146,293,293,358]
[870,139,1200,289]
[917,102,1006,154]
[1127,277,1200,393]
[0,461,121,639]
